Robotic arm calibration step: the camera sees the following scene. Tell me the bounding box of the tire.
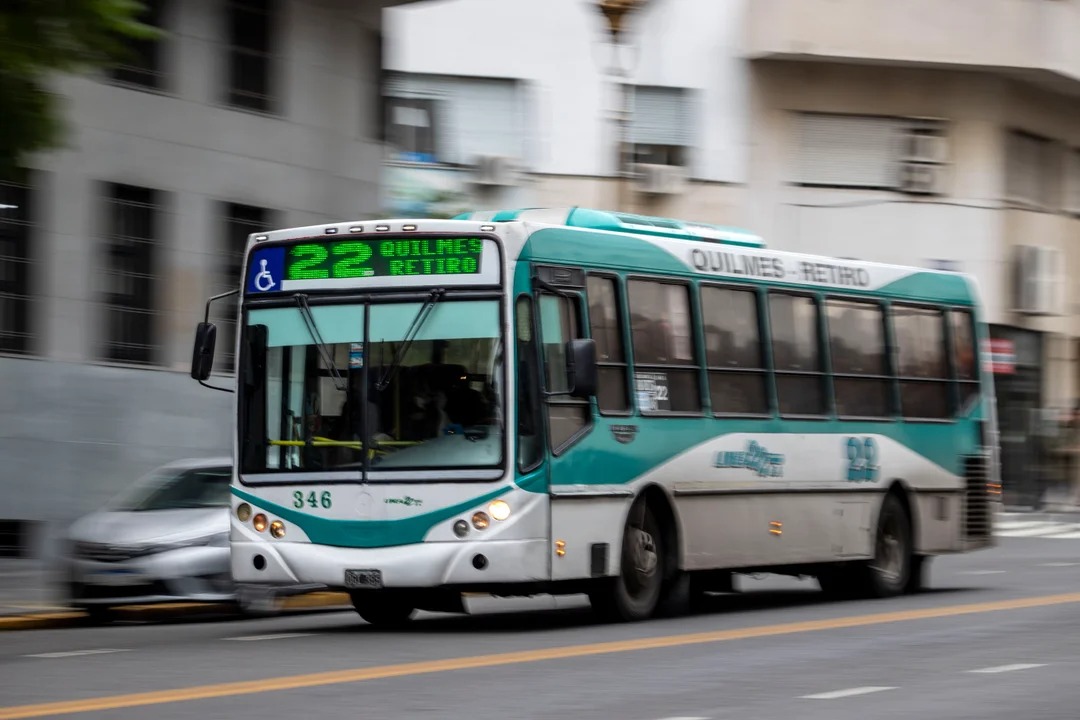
[77,605,115,625]
[864,492,913,598]
[905,554,929,594]
[817,493,914,600]
[350,592,416,628]
[589,499,666,622]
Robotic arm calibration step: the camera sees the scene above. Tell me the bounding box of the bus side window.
[627,279,701,413]
[949,309,980,414]
[893,304,950,419]
[700,285,768,415]
[586,275,630,413]
[768,292,826,416]
[538,293,592,451]
[825,298,891,418]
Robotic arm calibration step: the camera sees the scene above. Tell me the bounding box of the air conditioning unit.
[898,162,945,195]
[1013,245,1065,316]
[632,163,686,196]
[469,155,520,187]
[903,131,948,164]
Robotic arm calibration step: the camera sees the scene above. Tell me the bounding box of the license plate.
[344,569,382,589]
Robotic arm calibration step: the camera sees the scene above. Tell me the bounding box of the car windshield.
[241,299,503,475]
[109,467,232,511]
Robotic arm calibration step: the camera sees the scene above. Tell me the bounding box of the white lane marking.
[654,717,709,720]
[27,649,130,659]
[224,633,316,642]
[801,686,897,700]
[996,521,1050,531]
[959,570,1006,575]
[1054,532,1080,539]
[968,663,1046,674]
[1040,562,1079,567]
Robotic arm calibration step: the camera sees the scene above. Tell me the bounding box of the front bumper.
[66,545,234,606]
[232,537,550,589]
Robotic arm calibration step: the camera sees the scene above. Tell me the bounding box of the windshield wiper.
[376,288,445,392]
[294,294,346,391]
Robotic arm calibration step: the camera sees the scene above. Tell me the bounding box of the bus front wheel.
[589,499,665,622]
[350,591,415,628]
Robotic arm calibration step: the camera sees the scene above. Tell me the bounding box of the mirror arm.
[204,289,239,323]
[198,378,234,394]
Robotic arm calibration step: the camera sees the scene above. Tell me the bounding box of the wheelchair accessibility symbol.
[253,259,276,292]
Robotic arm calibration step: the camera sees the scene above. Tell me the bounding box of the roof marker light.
[254,235,269,242]
[325,227,338,234]
[402,224,417,231]
[480,225,496,232]
[348,226,363,233]
[375,225,390,232]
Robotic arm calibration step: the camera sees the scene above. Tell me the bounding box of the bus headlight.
[253,514,268,532]
[471,512,490,530]
[237,503,252,522]
[269,520,286,539]
[453,520,470,537]
[488,500,511,521]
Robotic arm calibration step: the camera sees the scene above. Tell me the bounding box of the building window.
[101,183,161,366]
[700,285,768,415]
[218,203,274,372]
[769,292,826,416]
[629,86,692,169]
[226,0,276,113]
[1005,130,1062,209]
[586,275,629,413]
[0,176,34,355]
[384,97,439,163]
[892,304,950,419]
[792,113,947,192]
[825,298,891,418]
[628,279,701,413]
[110,0,166,90]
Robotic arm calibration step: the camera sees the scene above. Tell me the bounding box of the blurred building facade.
[0,0,422,558]
[386,0,1080,509]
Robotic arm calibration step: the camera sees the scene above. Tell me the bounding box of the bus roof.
[453,207,765,249]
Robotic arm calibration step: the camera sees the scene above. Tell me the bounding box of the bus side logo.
[715,441,785,478]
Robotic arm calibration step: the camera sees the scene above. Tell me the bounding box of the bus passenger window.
[826,299,891,418]
[700,286,768,414]
[768,293,826,416]
[893,305,950,419]
[628,280,701,413]
[950,309,980,414]
[586,275,629,413]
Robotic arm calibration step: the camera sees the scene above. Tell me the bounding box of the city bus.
[190,206,999,625]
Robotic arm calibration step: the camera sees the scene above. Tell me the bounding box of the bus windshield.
[240,299,504,476]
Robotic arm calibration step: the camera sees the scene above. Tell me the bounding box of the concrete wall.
[745,0,1080,87]
[0,0,399,557]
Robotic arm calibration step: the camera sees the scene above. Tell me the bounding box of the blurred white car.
[64,457,319,621]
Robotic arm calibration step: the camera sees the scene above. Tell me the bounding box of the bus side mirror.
[191,322,217,381]
[566,338,597,399]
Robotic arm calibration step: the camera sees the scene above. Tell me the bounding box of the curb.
[0,591,353,632]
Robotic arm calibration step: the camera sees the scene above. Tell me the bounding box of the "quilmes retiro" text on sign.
[689,248,871,288]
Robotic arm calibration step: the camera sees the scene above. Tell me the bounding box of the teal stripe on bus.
[231,485,510,549]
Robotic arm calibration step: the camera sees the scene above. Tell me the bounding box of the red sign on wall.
[984,338,1016,375]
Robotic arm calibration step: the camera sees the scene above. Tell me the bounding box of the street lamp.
[595,0,648,212]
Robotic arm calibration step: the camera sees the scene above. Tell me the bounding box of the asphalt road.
[1,537,1078,720]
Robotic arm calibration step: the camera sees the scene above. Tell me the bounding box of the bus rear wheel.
[589,499,665,622]
[350,591,415,628]
[817,492,913,599]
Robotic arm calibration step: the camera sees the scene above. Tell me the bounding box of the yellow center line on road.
[3,591,1080,719]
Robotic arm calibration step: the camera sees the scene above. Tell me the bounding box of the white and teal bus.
[190,207,999,625]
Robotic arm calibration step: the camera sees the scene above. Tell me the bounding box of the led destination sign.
[286,237,484,281]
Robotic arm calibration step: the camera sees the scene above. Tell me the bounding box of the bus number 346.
[846,437,879,483]
[294,491,333,509]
